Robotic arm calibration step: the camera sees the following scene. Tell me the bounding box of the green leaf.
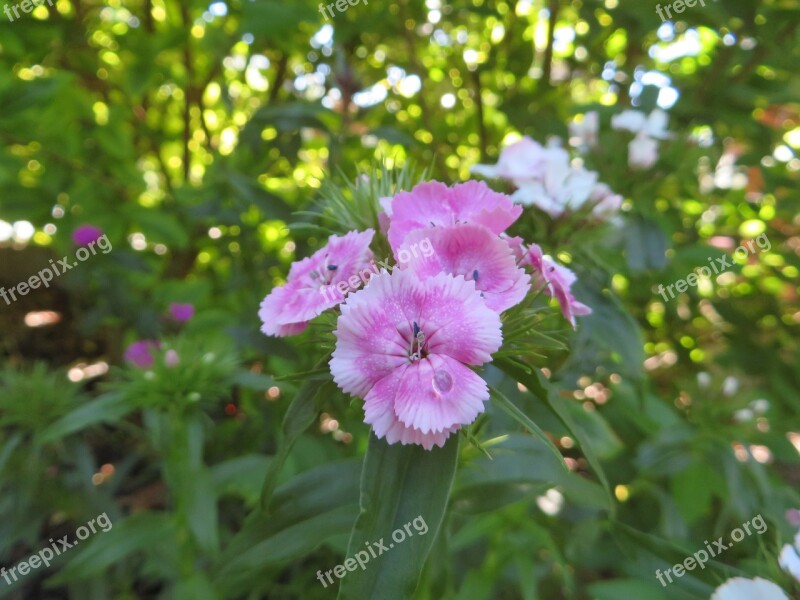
[211,454,271,504]
[48,514,178,583]
[130,209,190,249]
[214,504,359,593]
[172,573,221,600]
[589,579,673,600]
[489,385,567,469]
[260,376,332,510]
[337,434,459,600]
[495,358,613,511]
[452,434,608,513]
[671,462,721,524]
[36,393,132,444]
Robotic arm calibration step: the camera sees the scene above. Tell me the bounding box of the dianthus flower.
[330,269,502,449]
[259,230,375,337]
[386,180,522,250]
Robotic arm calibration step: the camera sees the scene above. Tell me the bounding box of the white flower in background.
[613,109,672,169]
[779,531,800,583]
[722,376,739,397]
[697,372,711,388]
[471,136,622,219]
[711,577,789,600]
[569,110,599,148]
[612,108,672,140]
[611,109,648,134]
[628,132,660,169]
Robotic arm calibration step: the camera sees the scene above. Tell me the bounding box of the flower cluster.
[470,136,622,219]
[258,178,593,449]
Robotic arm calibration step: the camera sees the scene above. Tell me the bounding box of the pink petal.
[331,269,502,394]
[363,368,459,450]
[259,229,375,337]
[400,224,531,313]
[393,355,488,433]
[386,180,521,250]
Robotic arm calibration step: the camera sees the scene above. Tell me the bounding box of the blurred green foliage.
[0,0,799,598]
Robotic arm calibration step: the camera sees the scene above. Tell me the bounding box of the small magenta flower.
[400,224,530,313]
[72,224,104,246]
[168,303,195,322]
[523,244,591,329]
[259,229,375,337]
[386,181,521,250]
[124,340,160,369]
[330,269,502,450]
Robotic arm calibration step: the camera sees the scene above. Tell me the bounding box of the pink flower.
[386,181,521,251]
[259,230,375,337]
[168,303,195,322]
[590,184,623,219]
[124,340,160,369]
[164,349,180,368]
[330,269,503,450]
[523,244,592,329]
[399,224,530,313]
[72,224,104,246]
[786,508,800,528]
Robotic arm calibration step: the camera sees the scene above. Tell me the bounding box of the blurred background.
[0,0,799,598]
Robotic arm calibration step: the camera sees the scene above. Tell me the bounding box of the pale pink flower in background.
[470,136,550,182]
[710,577,789,600]
[164,349,180,368]
[628,132,659,169]
[124,340,160,369]
[779,530,800,583]
[399,224,530,313]
[512,151,598,216]
[386,181,521,250]
[786,508,800,528]
[330,269,502,450]
[259,229,375,337]
[590,183,624,219]
[71,224,104,246]
[472,138,620,219]
[523,244,592,329]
